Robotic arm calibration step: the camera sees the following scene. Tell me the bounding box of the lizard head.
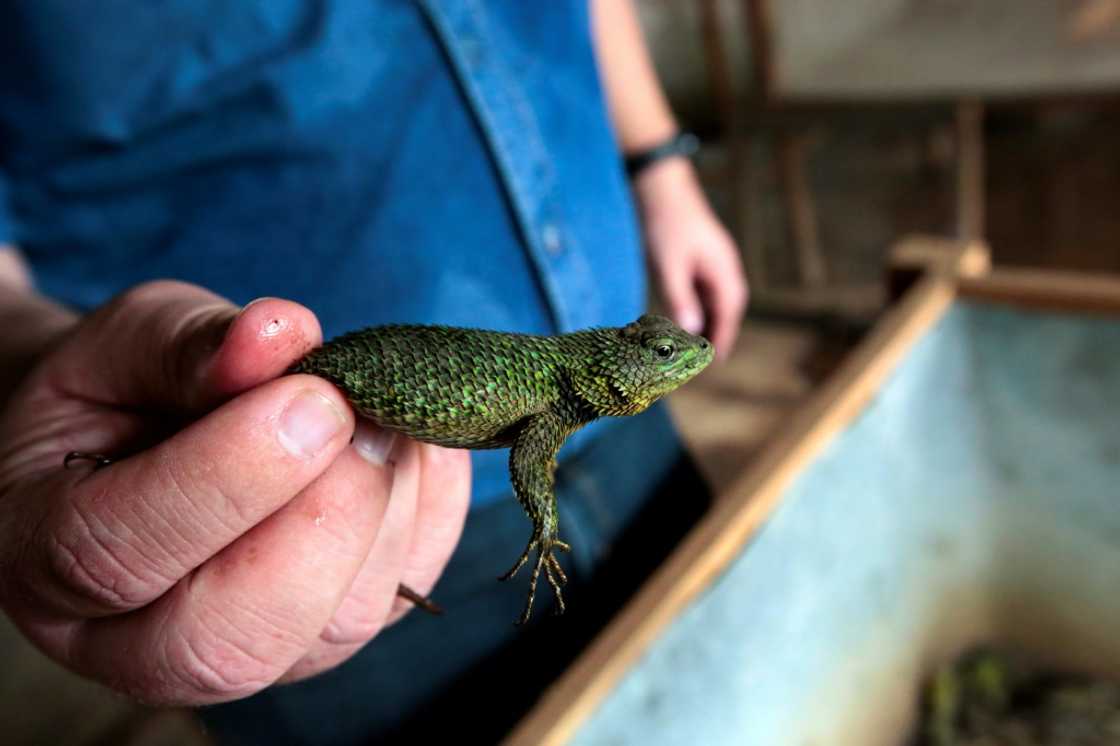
[573,314,715,417]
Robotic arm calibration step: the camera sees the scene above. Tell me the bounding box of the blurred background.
[649,0,1120,489]
[5,2,1120,744]
[648,0,1120,290]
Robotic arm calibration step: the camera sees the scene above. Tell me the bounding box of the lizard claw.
[500,534,570,625]
[546,553,568,586]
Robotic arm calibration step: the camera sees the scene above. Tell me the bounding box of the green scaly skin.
[292,314,714,624]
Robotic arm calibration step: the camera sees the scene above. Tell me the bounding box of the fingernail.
[353,420,396,466]
[678,309,703,335]
[278,390,348,458]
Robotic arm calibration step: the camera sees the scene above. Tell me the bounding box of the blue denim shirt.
[0,0,646,505]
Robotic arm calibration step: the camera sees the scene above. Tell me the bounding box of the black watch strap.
[624,131,700,177]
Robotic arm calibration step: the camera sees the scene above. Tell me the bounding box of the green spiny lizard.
[291,314,714,623]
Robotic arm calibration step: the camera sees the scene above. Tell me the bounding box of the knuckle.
[319,613,384,646]
[164,627,282,701]
[162,598,296,701]
[159,453,250,538]
[725,282,748,309]
[94,282,188,335]
[113,280,195,311]
[45,504,163,611]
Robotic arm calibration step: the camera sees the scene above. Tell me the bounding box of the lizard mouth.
[673,340,715,381]
[690,337,716,371]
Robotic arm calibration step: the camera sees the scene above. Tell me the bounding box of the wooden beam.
[959,267,1120,314]
[887,234,991,300]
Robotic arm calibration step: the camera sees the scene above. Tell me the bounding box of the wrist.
[619,119,679,156]
[632,156,704,214]
[623,131,700,180]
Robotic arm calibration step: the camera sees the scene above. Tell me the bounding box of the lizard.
[66,314,714,624]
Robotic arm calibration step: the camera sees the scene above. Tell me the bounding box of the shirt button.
[541,223,563,254]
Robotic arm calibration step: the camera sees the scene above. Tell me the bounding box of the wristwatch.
[624,131,700,178]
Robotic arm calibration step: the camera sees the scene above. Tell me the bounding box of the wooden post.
[778,132,828,288]
[698,0,766,291]
[743,0,777,99]
[698,0,737,134]
[887,234,991,301]
[955,99,986,242]
[741,0,777,291]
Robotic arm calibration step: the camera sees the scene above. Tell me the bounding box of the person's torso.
[0,0,646,505]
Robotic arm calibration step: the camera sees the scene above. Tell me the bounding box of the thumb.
[51,281,321,414]
[656,259,704,335]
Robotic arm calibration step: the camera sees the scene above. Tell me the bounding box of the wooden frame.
[695,0,991,299]
[507,236,1120,745]
[698,1,1120,299]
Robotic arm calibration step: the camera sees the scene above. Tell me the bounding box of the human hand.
[0,282,470,704]
[636,158,748,360]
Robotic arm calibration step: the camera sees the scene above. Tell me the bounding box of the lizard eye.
[654,343,675,359]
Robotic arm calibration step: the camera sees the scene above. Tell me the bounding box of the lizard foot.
[500,534,571,625]
[63,452,114,470]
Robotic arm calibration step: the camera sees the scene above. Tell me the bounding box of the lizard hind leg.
[500,411,573,625]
